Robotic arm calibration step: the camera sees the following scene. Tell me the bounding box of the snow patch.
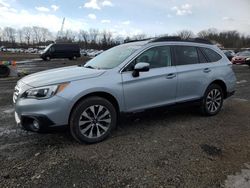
[237,80,248,84]
[224,164,250,188]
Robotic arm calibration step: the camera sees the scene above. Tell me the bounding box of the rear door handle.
[203,68,211,73]
[166,73,176,79]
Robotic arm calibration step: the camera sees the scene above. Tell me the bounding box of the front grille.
[13,85,20,103]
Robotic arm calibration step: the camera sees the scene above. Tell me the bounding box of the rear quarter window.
[201,48,222,62]
[197,48,208,63]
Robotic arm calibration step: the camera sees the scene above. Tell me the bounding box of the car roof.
[125,36,213,45]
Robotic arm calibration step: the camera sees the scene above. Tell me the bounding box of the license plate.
[15,112,21,124]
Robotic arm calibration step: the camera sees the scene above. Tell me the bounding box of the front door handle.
[203,68,211,73]
[166,73,176,79]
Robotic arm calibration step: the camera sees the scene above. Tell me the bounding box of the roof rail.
[150,36,182,42]
[150,36,213,45]
[187,38,213,45]
[124,38,152,43]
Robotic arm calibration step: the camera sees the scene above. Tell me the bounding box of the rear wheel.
[46,56,51,61]
[70,97,117,143]
[201,84,224,116]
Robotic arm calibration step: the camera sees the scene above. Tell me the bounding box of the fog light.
[33,120,40,130]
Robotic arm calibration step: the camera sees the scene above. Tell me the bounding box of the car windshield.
[43,44,53,53]
[84,44,142,69]
[237,51,250,57]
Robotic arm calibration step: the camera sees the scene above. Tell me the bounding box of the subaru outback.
[13,37,236,143]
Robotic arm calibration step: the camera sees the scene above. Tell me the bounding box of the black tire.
[70,97,117,143]
[0,65,10,78]
[201,84,224,116]
[69,56,77,60]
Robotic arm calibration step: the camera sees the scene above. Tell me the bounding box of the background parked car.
[0,46,5,51]
[40,43,81,61]
[231,51,250,64]
[87,50,104,57]
[223,50,235,61]
[80,49,87,56]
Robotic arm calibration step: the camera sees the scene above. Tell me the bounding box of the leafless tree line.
[175,29,250,48]
[0,26,53,46]
[0,26,250,49]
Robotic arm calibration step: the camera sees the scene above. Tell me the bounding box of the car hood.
[234,55,250,59]
[20,65,106,87]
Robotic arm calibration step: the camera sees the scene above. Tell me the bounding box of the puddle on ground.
[200,144,222,156]
[224,164,250,188]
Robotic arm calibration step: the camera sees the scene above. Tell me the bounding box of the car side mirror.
[132,62,150,77]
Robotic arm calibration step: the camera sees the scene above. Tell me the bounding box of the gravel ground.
[0,58,250,187]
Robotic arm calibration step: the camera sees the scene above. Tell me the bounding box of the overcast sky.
[0,0,250,37]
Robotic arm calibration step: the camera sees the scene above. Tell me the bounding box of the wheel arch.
[68,91,120,125]
[208,80,227,98]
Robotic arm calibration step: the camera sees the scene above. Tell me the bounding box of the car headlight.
[246,58,250,61]
[22,83,69,99]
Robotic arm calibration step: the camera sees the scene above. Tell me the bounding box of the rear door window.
[174,46,199,65]
[201,48,222,62]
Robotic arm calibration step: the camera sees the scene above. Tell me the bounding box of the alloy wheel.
[78,105,111,138]
[206,89,222,113]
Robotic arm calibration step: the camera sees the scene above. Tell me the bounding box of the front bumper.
[15,95,71,131]
[16,113,56,132]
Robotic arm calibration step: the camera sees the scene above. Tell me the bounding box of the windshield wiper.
[83,65,95,69]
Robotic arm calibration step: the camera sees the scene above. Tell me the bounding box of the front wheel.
[69,56,77,60]
[201,84,224,116]
[70,97,117,143]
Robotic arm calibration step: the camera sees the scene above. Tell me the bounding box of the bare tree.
[17,29,23,43]
[79,30,89,48]
[177,30,194,39]
[197,28,218,39]
[3,27,16,45]
[197,30,209,39]
[32,26,42,44]
[100,30,113,49]
[79,30,89,43]
[101,31,112,43]
[23,27,32,45]
[89,28,99,43]
[56,29,76,42]
[132,34,147,40]
[0,27,2,44]
[40,27,52,42]
[65,30,76,41]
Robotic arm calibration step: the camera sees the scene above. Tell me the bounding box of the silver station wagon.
[13,37,236,143]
